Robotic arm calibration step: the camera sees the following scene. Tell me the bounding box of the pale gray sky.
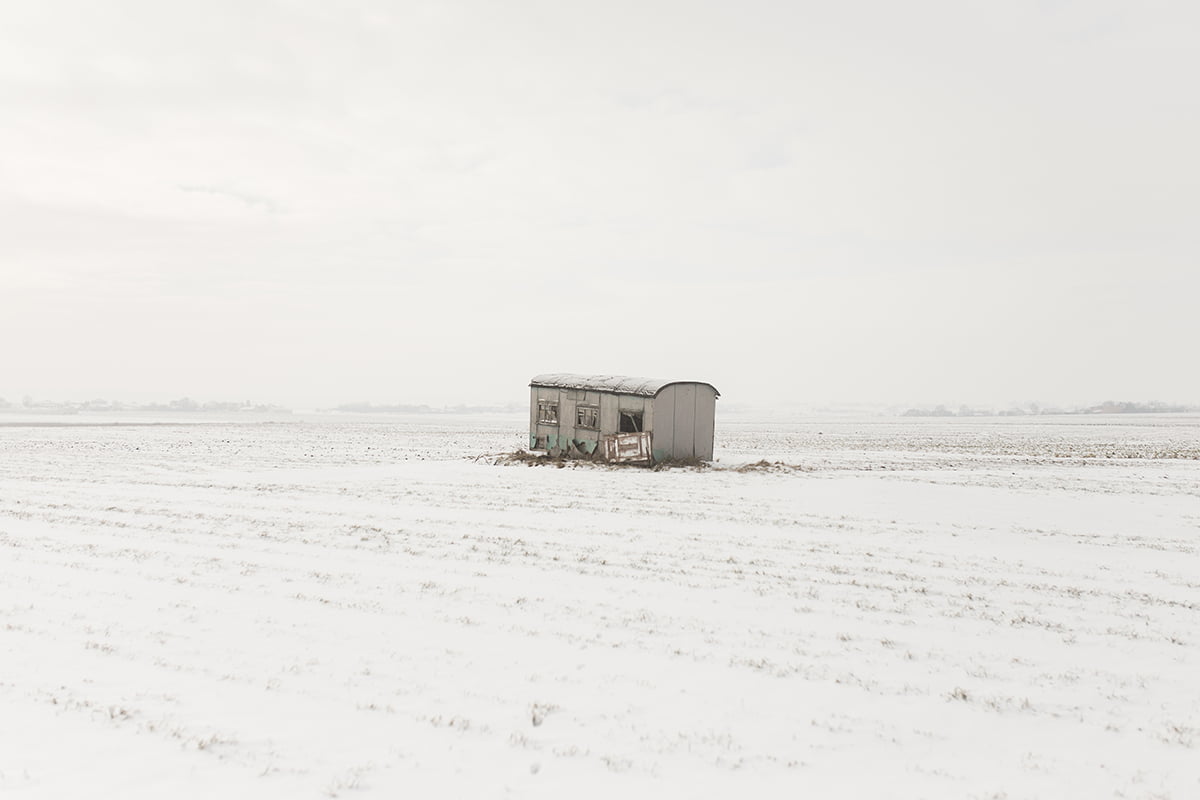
[2,0,1197,408]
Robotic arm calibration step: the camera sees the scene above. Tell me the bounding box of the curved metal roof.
[529,373,720,398]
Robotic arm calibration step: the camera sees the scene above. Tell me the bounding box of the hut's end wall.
[651,383,717,461]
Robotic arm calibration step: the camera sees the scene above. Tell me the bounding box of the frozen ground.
[1,412,1198,798]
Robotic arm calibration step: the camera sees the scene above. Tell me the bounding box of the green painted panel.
[652,448,666,462]
[529,434,538,449]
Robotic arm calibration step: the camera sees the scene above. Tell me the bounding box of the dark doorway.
[619,411,643,433]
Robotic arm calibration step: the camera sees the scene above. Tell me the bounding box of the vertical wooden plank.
[674,383,696,459]
[599,392,619,435]
[695,386,716,460]
[654,386,675,460]
[559,389,576,444]
[529,387,538,447]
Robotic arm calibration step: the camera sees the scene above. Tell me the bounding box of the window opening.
[619,411,643,433]
[537,401,559,424]
[575,405,599,429]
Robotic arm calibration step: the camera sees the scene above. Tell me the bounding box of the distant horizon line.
[2,395,1198,419]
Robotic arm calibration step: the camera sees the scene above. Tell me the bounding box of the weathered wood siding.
[599,392,620,436]
[653,385,675,459]
[674,383,696,458]
[529,386,538,443]
[529,380,717,462]
[693,384,717,460]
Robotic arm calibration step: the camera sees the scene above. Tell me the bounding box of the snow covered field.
[2,413,1198,798]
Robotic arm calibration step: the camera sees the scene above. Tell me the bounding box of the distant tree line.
[329,402,525,414]
[901,401,1198,417]
[0,397,290,414]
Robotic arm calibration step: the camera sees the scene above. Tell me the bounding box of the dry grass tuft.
[731,459,813,474]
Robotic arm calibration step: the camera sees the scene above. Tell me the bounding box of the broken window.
[619,411,643,433]
[575,405,599,429]
[537,401,558,424]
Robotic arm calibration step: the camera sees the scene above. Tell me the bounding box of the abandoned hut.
[528,373,720,463]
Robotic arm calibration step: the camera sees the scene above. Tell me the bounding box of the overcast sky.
[2,0,1197,409]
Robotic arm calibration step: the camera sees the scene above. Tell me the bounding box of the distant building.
[528,374,720,463]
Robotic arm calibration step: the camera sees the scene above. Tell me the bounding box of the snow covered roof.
[529,373,720,398]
